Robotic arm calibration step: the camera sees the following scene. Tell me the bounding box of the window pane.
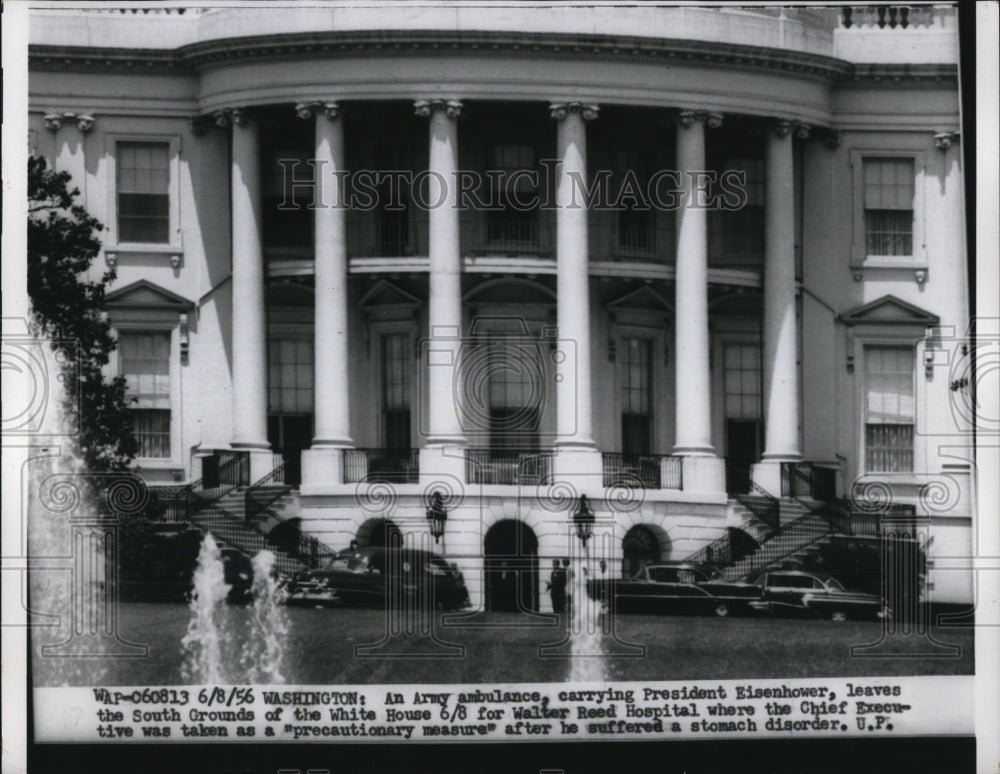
[723,343,761,420]
[117,141,170,244]
[120,332,171,409]
[131,408,171,458]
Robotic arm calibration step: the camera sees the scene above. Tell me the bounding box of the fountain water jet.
[180,534,231,683]
[240,550,289,683]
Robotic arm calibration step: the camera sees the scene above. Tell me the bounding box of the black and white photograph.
[2,1,997,772]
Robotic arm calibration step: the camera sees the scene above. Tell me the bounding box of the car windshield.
[825,577,846,591]
[323,554,369,573]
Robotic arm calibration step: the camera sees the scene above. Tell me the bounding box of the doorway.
[726,419,761,494]
[483,520,539,612]
[267,413,312,487]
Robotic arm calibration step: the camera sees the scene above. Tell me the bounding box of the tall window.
[487,143,538,249]
[486,337,541,451]
[709,157,764,265]
[865,346,915,472]
[264,148,313,249]
[863,158,914,257]
[724,344,762,421]
[614,149,655,253]
[382,333,412,449]
[116,142,170,243]
[620,338,652,455]
[119,332,171,458]
[268,339,313,415]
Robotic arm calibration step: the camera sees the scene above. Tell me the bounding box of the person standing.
[547,559,567,613]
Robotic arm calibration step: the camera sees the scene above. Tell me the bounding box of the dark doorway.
[726,419,761,494]
[484,520,539,612]
[622,525,661,579]
[268,413,312,487]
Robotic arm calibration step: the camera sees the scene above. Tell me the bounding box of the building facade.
[28,3,973,609]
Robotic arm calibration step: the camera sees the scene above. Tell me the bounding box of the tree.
[27,155,139,473]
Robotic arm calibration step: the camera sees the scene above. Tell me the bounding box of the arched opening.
[622,525,663,579]
[356,518,402,549]
[483,520,539,612]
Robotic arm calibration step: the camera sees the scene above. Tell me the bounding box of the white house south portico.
[27,4,973,612]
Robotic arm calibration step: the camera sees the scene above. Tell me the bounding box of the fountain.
[240,550,289,683]
[180,534,232,683]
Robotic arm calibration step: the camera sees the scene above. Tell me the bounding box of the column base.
[751,459,796,497]
[419,444,468,488]
[302,446,347,487]
[233,447,278,483]
[679,455,726,497]
[552,445,604,493]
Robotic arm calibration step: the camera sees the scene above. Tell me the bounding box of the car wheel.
[714,602,730,618]
[830,610,848,622]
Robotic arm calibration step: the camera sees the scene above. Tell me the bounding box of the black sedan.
[285,546,471,610]
[588,562,759,617]
[747,569,890,621]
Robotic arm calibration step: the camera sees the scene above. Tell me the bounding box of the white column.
[300,101,352,487]
[753,119,803,493]
[550,102,602,486]
[673,110,725,494]
[416,99,466,483]
[227,108,271,479]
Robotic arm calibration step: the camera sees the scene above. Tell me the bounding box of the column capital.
[771,119,792,138]
[934,131,959,151]
[549,102,600,122]
[43,113,63,131]
[295,101,342,120]
[823,128,843,149]
[214,107,252,128]
[76,114,95,133]
[792,121,810,140]
[190,114,215,136]
[414,99,463,119]
[675,110,723,129]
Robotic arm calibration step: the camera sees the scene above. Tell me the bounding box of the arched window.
[622,525,661,579]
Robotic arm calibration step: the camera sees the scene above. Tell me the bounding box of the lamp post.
[572,494,594,547]
[426,491,448,545]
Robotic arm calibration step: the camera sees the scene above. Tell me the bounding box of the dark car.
[748,569,890,621]
[285,546,471,610]
[220,547,254,604]
[588,562,759,617]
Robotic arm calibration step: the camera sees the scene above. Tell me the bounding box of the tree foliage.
[27,155,139,473]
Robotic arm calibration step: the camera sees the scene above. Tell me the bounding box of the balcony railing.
[343,448,420,484]
[592,223,676,263]
[469,217,551,257]
[466,449,553,486]
[708,208,764,267]
[347,217,429,258]
[602,453,683,490]
[781,462,837,501]
[840,5,946,30]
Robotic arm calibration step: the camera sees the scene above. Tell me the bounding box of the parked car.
[220,547,254,604]
[285,546,471,610]
[588,562,759,617]
[747,569,890,621]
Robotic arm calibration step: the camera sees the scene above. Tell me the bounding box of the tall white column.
[227,108,271,473]
[761,120,802,462]
[673,110,714,455]
[673,110,725,494]
[415,99,466,483]
[550,102,602,486]
[299,101,352,488]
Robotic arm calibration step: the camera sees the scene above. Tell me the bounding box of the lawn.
[32,603,974,686]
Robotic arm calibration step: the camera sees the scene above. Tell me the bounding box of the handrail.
[781,461,837,501]
[149,450,249,522]
[245,461,292,524]
[343,448,419,484]
[466,448,553,486]
[728,467,781,531]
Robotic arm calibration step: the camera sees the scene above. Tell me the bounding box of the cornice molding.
[28,30,954,88]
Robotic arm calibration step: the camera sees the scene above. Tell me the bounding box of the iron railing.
[781,462,837,501]
[730,470,781,531]
[841,5,942,30]
[466,449,553,486]
[814,499,917,538]
[245,458,292,524]
[148,450,249,523]
[343,448,420,484]
[591,223,676,263]
[470,217,551,256]
[601,453,683,489]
